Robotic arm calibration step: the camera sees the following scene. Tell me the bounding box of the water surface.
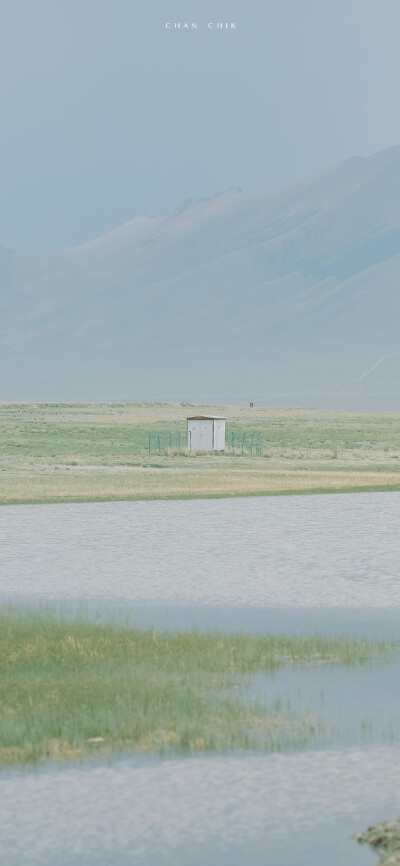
[0,748,390,866]
[1,493,399,636]
[1,492,400,865]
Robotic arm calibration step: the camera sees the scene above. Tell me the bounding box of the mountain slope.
[1,147,400,407]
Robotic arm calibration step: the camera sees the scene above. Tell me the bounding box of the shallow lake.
[0,747,391,866]
[1,491,400,635]
[1,492,400,865]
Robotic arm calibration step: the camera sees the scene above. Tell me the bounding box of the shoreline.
[1,482,400,507]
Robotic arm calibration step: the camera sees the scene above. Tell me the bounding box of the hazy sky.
[2,0,400,252]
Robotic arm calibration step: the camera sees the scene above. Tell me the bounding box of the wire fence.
[230,432,263,455]
[148,431,263,455]
[148,432,183,454]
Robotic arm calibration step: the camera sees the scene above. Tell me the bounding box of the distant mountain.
[1,146,400,408]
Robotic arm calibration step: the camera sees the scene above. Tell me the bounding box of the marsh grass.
[0,607,397,767]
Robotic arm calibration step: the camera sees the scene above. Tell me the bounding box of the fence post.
[242,433,246,455]
[178,432,181,449]
[250,432,255,454]
[169,432,172,448]
[148,433,151,454]
[231,432,235,455]
[258,432,262,455]
[158,434,161,454]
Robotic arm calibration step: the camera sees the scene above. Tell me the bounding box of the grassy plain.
[0,402,400,504]
[1,608,396,767]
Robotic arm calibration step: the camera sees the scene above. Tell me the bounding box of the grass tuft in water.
[352,816,400,865]
[0,606,398,767]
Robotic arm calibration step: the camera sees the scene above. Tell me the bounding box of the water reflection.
[247,657,400,747]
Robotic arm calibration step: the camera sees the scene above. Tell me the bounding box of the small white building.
[186,416,226,452]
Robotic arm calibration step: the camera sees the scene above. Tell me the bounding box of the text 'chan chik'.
[165,22,237,30]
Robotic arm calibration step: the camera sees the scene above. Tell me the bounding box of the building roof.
[186,415,226,421]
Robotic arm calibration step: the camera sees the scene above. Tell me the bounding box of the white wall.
[213,420,225,451]
[187,420,213,451]
[187,419,225,451]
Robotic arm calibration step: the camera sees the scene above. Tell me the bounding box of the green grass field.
[1,402,400,503]
[1,608,396,767]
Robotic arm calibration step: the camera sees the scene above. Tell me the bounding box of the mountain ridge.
[1,146,400,408]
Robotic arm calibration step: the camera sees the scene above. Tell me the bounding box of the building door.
[200,421,213,451]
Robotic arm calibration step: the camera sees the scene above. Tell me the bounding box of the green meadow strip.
[0,607,398,767]
[1,483,400,506]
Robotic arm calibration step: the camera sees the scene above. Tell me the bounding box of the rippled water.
[1,492,399,610]
[1,492,400,865]
[0,748,391,865]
